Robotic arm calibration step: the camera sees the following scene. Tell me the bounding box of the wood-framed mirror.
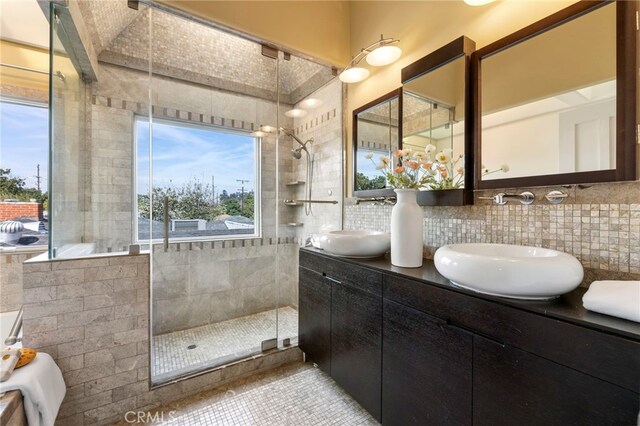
[473,0,638,189]
[352,88,402,198]
[401,36,476,206]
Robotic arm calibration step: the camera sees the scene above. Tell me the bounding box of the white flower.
[376,156,390,170]
[364,152,374,160]
[501,164,510,172]
[402,148,413,157]
[435,150,450,163]
[425,144,436,154]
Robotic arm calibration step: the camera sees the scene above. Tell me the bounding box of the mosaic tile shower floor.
[153,307,299,382]
[130,363,378,425]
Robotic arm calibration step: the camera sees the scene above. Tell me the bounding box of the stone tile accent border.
[344,199,640,281]
[22,253,302,425]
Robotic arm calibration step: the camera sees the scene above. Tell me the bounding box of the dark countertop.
[300,247,640,342]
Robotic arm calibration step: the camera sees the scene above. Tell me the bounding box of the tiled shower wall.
[21,253,301,425]
[344,181,640,284]
[86,62,299,334]
[290,79,344,239]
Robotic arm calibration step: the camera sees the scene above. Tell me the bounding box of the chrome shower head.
[291,149,302,159]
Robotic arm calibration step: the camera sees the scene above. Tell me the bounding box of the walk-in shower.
[47,0,342,385]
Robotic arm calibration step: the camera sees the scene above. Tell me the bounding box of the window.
[135,117,260,242]
[0,99,48,249]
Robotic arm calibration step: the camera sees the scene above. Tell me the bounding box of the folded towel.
[583,281,640,323]
[0,352,66,426]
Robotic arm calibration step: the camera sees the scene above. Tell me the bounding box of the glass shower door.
[146,6,280,384]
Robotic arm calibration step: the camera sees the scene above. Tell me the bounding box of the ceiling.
[75,1,334,104]
[0,0,49,49]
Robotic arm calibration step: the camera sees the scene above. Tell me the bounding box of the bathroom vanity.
[298,248,640,425]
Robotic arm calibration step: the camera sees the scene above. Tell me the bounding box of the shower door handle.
[163,195,169,252]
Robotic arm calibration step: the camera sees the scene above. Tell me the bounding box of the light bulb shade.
[339,67,370,83]
[299,98,324,109]
[285,108,308,118]
[251,131,266,137]
[260,125,276,133]
[464,0,494,5]
[366,45,402,66]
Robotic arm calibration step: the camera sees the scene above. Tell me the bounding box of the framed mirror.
[402,36,475,205]
[474,0,638,189]
[352,88,402,197]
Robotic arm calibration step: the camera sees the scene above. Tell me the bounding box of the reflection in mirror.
[480,2,617,182]
[354,93,399,191]
[403,56,466,190]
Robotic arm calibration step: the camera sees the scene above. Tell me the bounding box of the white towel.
[583,281,640,323]
[0,352,66,426]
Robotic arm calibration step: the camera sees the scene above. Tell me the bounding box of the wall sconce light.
[339,34,402,84]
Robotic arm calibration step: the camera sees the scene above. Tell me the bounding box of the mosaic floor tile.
[144,363,379,425]
[153,307,298,382]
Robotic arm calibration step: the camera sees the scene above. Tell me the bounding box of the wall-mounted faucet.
[479,191,535,205]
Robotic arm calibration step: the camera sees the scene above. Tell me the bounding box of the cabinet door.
[331,281,382,421]
[298,267,331,374]
[474,335,640,426]
[382,300,472,426]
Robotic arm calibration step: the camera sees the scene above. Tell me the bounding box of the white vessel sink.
[434,243,583,300]
[318,230,390,258]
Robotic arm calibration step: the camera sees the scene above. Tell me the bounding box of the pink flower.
[438,164,447,172]
[440,170,448,178]
[457,167,464,175]
[405,161,419,170]
[422,161,433,169]
[394,166,405,174]
[393,149,403,158]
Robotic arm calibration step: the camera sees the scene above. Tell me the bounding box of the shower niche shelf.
[286,181,306,186]
[286,223,304,227]
[284,201,303,206]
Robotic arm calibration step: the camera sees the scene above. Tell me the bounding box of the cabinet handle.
[446,319,505,347]
[324,275,342,284]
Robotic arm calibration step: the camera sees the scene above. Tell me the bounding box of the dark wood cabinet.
[473,335,639,426]
[382,300,472,426]
[298,266,331,374]
[331,281,382,421]
[298,249,640,425]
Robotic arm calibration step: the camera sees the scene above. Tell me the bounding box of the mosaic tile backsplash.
[344,200,640,280]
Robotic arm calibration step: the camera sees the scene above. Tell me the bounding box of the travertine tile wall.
[21,253,301,425]
[0,251,45,313]
[291,79,344,239]
[88,62,302,334]
[152,240,299,334]
[345,181,640,285]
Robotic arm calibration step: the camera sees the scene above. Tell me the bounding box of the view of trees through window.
[0,101,49,248]
[136,118,259,241]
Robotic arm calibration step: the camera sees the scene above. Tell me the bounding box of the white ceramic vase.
[391,188,423,268]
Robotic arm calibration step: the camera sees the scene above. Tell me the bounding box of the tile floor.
[153,307,299,382]
[119,362,378,425]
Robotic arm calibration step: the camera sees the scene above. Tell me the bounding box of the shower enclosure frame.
[134,0,339,388]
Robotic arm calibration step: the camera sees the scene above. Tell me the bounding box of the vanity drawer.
[383,274,640,393]
[299,250,382,296]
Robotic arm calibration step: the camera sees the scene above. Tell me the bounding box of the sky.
[136,119,256,198]
[357,148,387,179]
[0,101,49,190]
